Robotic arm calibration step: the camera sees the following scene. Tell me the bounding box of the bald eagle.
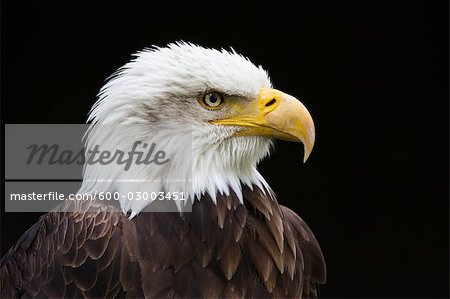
[0,43,326,298]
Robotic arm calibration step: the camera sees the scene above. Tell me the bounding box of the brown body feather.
[0,185,326,298]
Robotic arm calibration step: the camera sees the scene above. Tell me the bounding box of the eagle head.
[81,42,315,217]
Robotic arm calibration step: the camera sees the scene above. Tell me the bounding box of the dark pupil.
[209,94,217,103]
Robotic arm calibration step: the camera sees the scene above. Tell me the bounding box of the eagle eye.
[201,92,224,109]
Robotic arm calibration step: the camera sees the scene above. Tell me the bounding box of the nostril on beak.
[265,98,277,107]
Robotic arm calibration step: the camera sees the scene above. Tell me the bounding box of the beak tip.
[302,143,313,163]
[303,152,310,163]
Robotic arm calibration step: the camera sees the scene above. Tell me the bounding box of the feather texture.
[0,185,325,298]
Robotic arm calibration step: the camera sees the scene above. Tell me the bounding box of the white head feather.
[79,42,274,217]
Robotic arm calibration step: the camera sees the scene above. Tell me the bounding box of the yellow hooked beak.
[210,88,315,162]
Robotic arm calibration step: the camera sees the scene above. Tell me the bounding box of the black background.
[1,1,448,298]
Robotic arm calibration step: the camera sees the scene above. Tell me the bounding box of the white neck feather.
[79,123,273,217]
